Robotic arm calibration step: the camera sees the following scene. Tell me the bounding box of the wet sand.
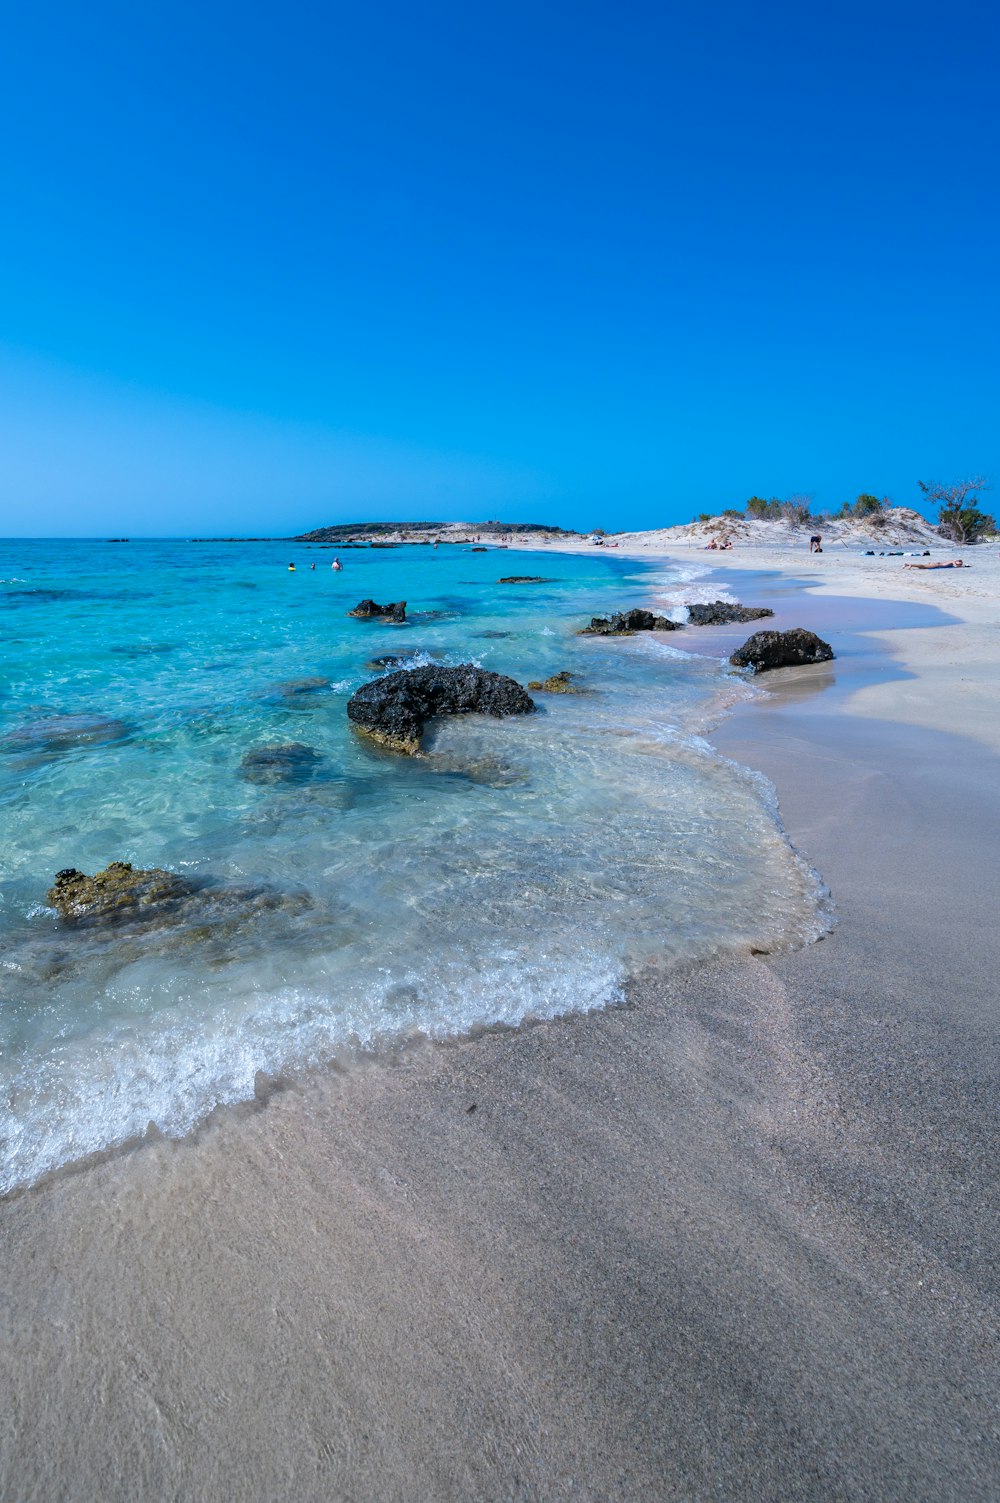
[2,583,998,1500]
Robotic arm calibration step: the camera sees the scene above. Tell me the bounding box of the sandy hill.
[611,507,942,551]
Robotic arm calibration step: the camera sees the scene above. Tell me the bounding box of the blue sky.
[1,0,997,536]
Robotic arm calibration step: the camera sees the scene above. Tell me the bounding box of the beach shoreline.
[2,550,998,1499]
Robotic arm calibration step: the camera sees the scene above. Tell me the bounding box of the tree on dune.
[918,477,995,544]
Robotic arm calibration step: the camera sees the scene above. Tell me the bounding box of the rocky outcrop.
[526,671,581,693]
[580,609,681,636]
[730,628,834,673]
[347,665,535,754]
[686,601,774,626]
[47,862,192,923]
[470,546,488,552]
[347,599,407,622]
[499,575,546,584]
[240,743,324,784]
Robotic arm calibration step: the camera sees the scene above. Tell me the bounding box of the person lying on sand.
[903,559,968,569]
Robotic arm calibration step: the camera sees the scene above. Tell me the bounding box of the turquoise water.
[0,539,824,1192]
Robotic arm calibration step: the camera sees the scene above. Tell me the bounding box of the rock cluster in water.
[686,601,774,625]
[347,599,407,622]
[47,862,192,923]
[498,575,546,584]
[580,609,680,636]
[347,665,535,754]
[527,671,581,693]
[730,629,834,673]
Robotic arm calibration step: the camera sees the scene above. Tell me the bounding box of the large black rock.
[686,601,774,626]
[347,664,535,754]
[347,599,407,622]
[580,608,681,636]
[730,628,834,673]
[498,575,546,583]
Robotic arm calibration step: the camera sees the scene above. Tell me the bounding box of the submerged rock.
[347,664,535,754]
[240,742,324,784]
[47,862,192,923]
[422,751,528,786]
[526,671,582,693]
[44,863,312,950]
[365,650,438,671]
[2,713,133,754]
[730,628,834,673]
[498,575,546,584]
[272,676,331,696]
[347,598,407,622]
[686,601,774,626]
[580,609,681,636]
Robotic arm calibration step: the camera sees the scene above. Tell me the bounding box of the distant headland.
[291,520,577,543]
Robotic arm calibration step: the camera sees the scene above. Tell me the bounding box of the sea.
[0,537,826,1194]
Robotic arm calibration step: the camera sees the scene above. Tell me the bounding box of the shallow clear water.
[0,538,825,1192]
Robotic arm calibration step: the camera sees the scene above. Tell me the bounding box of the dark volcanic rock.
[580,609,681,636]
[499,575,546,584]
[686,601,774,626]
[347,664,535,754]
[526,671,581,694]
[730,628,835,673]
[47,862,192,923]
[240,742,324,784]
[470,546,488,552]
[347,599,407,622]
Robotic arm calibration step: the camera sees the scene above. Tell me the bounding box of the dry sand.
[1,547,998,1501]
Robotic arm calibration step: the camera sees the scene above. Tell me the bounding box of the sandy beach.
[2,543,998,1500]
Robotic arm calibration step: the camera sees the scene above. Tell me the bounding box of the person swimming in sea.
[332,557,343,571]
[288,562,296,571]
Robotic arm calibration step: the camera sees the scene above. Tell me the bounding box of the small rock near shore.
[686,601,774,626]
[580,609,681,636]
[498,575,546,584]
[47,862,192,923]
[730,628,834,673]
[347,664,535,754]
[526,671,581,693]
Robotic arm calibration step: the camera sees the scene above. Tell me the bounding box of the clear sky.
[1,0,997,536]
